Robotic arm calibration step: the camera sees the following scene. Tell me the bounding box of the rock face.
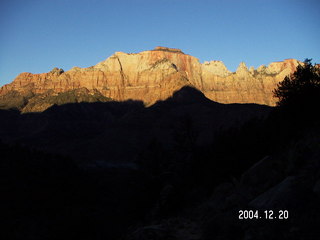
[0,46,301,111]
[202,61,231,77]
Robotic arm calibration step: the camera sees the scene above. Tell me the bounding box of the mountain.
[0,86,271,163]
[2,85,319,240]
[0,47,300,112]
[1,61,320,239]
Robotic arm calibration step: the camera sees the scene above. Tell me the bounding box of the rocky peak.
[153,46,184,54]
[257,65,267,74]
[266,59,300,75]
[249,66,255,75]
[236,62,251,77]
[202,61,231,77]
[49,67,64,75]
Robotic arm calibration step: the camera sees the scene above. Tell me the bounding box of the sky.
[0,0,319,86]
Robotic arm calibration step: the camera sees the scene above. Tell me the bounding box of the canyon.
[0,46,301,112]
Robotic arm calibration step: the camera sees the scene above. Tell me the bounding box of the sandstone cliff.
[0,47,301,112]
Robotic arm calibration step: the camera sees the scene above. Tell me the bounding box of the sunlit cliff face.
[0,47,301,112]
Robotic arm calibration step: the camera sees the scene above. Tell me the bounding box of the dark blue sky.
[1,0,319,86]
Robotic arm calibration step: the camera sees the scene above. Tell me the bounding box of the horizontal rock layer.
[0,46,301,111]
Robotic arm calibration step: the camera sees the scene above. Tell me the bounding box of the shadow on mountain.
[0,86,271,164]
[1,86,320,239]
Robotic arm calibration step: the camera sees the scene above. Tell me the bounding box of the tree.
[274,59,320,109]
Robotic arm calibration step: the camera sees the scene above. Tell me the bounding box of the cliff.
[0,47,301,112]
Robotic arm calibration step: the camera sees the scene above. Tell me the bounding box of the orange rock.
[0,47,301,111]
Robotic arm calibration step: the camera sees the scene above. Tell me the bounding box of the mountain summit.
[0,47,301,112]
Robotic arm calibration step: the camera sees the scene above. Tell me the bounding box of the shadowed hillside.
[0,86,271,163]
[1,82,320,239]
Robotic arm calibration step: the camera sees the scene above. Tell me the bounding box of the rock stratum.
[0,46,301,112]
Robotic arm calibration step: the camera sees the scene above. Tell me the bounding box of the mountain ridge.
[0,47,301,112]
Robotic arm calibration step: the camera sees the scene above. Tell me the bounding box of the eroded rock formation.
[0,47,301,112]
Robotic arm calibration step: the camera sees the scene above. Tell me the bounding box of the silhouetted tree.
[268,58,320,148]
[274,59,320,111]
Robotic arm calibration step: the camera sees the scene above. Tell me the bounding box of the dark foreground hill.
[0,86,270,163]
[1,86,320,239]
